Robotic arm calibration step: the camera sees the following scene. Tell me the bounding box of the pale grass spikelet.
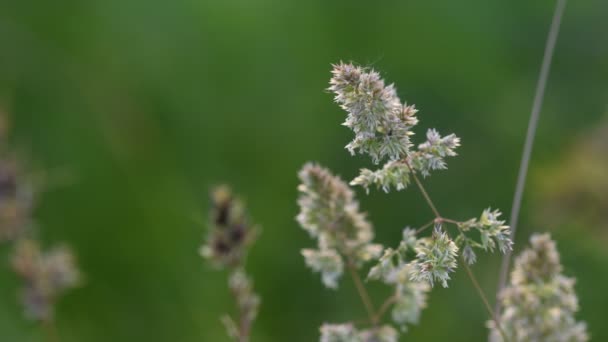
[457,208,513,259]
[367,228,430,330]
[366,248,397,282]
[296,163,381,288]
[478,209,512,254]
[358,325,399,342]
[11,238,81,321]
[409,129,461,177]
[320,323,360,342]
[301,248,344,289]
[391,278,429,330]
[462,244,477,265]
[329,62,418,164]
[350,160,410,194]
[320,323,398,342]
[410,225,458,288]
[489,233,588,342]
[329,62,459,193]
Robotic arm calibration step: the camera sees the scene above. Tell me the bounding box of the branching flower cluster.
[410,225,459,288]
[489,233,588,342]
[296,62,516,341]
[330,62,460,193]
[457,208,513,265]
[297,164,382,288]
[367,228,430,330]
[328,63,418,164]
[201,185,260,342]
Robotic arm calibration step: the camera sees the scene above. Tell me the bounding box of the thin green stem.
[408,165,510,342]
[416,219,436,235]
[375,294,398,322]
[440,218,462,225]
[461,258,509,342]
[406,161,441,218]
[41,319,59,342]
[347,259,378,326]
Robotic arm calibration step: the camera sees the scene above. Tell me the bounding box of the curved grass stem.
[41,319,59,342]
[496,0,568,317]
[407,163,510,342]
[347,259,378,326]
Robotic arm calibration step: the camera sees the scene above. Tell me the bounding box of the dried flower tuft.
[0,115,81,327]
[296,163,381,288]
[201,185,260,342]
[200,185,256,268]
[11,238,81,321]
[367,228,430,330]
[489,233,588,342]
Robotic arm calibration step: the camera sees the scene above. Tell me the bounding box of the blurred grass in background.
[0,0,607,341]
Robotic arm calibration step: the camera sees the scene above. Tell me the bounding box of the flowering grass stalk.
[201,185,260,342]
[296,62,516,341]
[0,118,81,340]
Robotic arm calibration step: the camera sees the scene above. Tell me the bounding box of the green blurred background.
[0,0,607,341]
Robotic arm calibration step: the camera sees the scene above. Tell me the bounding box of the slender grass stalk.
[347,260,378,326]
[496,0,568,316]
[375,295,398,322]
[407,165,510,342]
[41,319,59,342]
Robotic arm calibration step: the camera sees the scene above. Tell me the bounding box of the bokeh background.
[1,0,607,341]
